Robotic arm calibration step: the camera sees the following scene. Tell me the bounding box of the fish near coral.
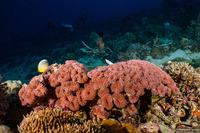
[38,59,49,73]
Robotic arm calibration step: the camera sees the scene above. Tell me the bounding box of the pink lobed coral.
[87,60,179,118]
[18,81,48,106]
[18,60,88,111]
[18,60,179,118]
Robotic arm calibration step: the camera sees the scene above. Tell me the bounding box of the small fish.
[105,59,113,65]
[61,24,73,31]
[38,59,49,73]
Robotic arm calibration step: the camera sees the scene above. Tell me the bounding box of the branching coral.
[17,108,75,132]
[18,108,105,133]
[163,62,200,125]
[61,120,105,133]
[165,62,200,90]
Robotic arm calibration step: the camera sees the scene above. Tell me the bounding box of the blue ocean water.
[0,0,200,83]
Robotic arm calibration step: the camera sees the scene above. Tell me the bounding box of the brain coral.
[18,60,179,119]
[18,108,105,133]
[0,76,9,118]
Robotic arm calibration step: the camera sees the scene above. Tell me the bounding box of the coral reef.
[18,108,105,133]
[187,13,200,39]
[165,62,200,89]
[163,62,200,123]
[123,32,136,43]
[18,108,73,132]
[0,76,9,119]
[116,42,152,61]
[89,32,100,43]
[61,120,105,133]
[138,121,175,133]
[18,60,179,120]
[18,60,89,111]
[5,80,23,95]
[135,62,200,131]
[18,60,88,111]
[1,79,32,132]
[117,45,138,61]
[180,38,193,48]
[142,95,200,131]
[3,2,200,132]
[13,60,200,132]
[5,80,23,102]
[88,59,179,118]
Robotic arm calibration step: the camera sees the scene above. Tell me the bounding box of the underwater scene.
[1,0,200,132]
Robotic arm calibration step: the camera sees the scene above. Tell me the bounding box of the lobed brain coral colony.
[18,60,179,119]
